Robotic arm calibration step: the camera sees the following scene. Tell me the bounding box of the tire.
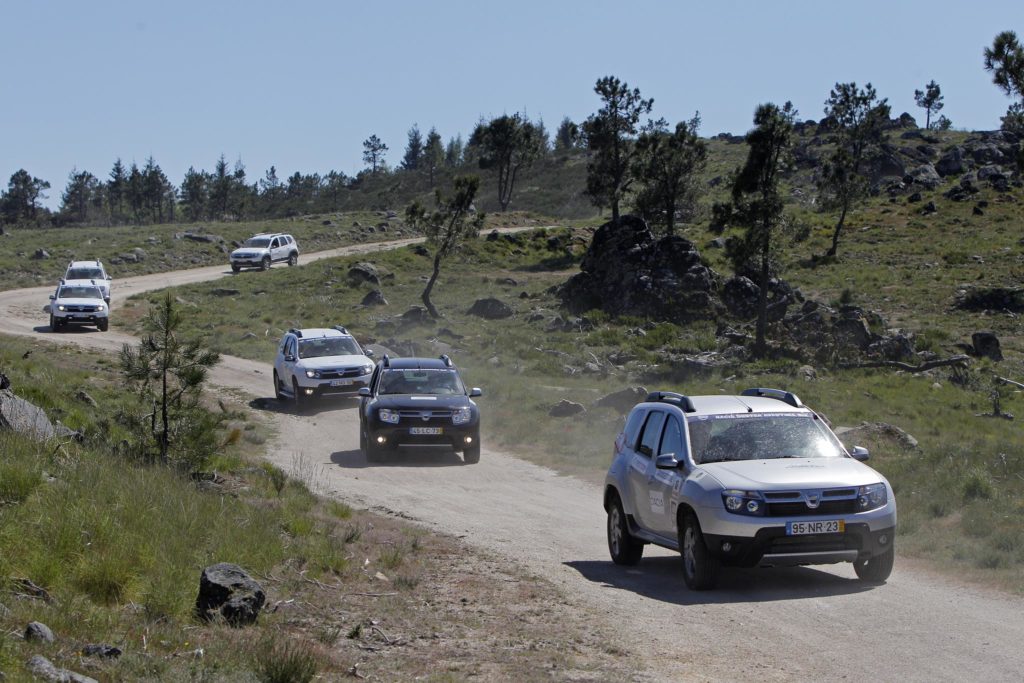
[292,378,306,413]
[97,319,109,332]
[679,512,719,590]
[273,371,285,401]
[50,314,60,332]
[231,264,241,273]
[853,545,895,583]
[607,495,644,565]
[261,256,271,271]
[287,252,298,267]
[463,442,481,464]
[359,424,367,452]
[363,430,384,463]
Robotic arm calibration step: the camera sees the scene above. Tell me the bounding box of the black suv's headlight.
[722,490,766,516]
[379,408,400,424]
[452,407,472,425]
[857,483,887,511]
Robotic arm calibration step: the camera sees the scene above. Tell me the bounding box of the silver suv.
[230,233,299,272]
[273,326,374,410]
[63,259,111,303]
[604,388,897,590]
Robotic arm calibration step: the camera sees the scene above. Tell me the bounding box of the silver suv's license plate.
[786,520,845,535]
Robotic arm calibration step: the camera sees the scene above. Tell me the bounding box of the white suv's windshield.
[243,238,271,248]
[687,413,845,464]
[66,268,104,280]
[298,337,361,358]
[59,286,103,299]
[379,369,464,395]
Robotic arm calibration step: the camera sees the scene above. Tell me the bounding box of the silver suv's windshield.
[298,337,361,358]
[66,267,104,280]
[58,286,103,299]
[243,237,271,248]
[379,369,465,395]
[687,413,845,464]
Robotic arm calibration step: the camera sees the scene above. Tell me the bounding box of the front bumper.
[295,376,370,399]
[704,524,896,567]
[369,422,480,451]
[54,312,108,326]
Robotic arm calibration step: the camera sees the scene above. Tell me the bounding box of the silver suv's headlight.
[361,363,373,375]
[96,303,106,311]
[305,369,318,379]
[57,304,66,311]
[379,408,400,424]
[722,489,765,516]
[857,483,887,511]
[452,407,472,425]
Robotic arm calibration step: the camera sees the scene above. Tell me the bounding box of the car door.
[650,414,688,537]
[627,409,666,532]
[269,237,281,262]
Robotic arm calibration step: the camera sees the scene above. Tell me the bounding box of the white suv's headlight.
[57,305,66,311]
[379,408,400,424]
[305,370,318,379]
[857,483,887,511]
[96,303,106,311]
[722,489,765,516]
[361,363,373,375]
[452,407,472,425]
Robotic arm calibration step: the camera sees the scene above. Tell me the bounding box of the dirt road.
[3,239,1023,681]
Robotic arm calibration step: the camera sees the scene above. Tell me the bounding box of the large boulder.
[972,331,1003,361]
[348,262,380,286]
[560,216,719,323]
[361,289,389,307]
[593,387,648,414]
[467,298,514,320]
[26,655,97,683]
[935,147,968,176]
[195,563,265,626]
[721,276,760,319]
[549,400,586,417]
[0,389,56,441]
[908,163,942,189]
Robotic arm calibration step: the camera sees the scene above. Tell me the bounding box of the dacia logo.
[805,491,821,509]
[421,412,431,421]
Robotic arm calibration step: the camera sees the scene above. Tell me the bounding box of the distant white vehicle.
[273,326,374,410]
[49,282,109,332]
[230,233,299,272]
[63,259,111,303]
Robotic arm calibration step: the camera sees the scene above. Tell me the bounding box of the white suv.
[49,281,109,332]
[274,326,374,410]
[63,259,111,303]
[230,233,299,272]
[605,388,897,590]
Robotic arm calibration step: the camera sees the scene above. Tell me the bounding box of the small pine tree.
[914,80,944,130]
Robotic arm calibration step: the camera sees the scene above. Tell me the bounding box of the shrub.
[255,637,318,683]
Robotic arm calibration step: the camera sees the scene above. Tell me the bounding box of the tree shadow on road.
[565,556,875,605]
[247,396,359,417]
[330,447,466,469]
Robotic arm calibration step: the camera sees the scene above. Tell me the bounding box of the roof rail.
[741,388,803,408]
[440,354,452,367]
[332,325,349,335]
[646,391,696,413]
[381,354,390,367]
[94,258,100,265]
[287,328,302,338]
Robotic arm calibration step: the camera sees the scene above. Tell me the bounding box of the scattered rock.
[195,563,265,627]
[971,331,1003,361]
[348,262,380,286]
[908,163,941,189]
[0,389,56,441]
[722,276,760,319]
[182,232,225,244]
[361,290,388,306]
[411,244,430,257]
[400,306,432,325]
[467,298,513,319]
[921,200,937,215]
[210,288,240,297]
[0,373,10,390]
[549,400,586,417]
[836,422,919,450]
[798,365,817,381]
[25,621,55,643]
[240,332,257,341]
[26,655,98,683]
[81,644,122,660]
[594,387,648,414]
[935,147,967,176]
[31,249,50,260]
[956,286,1024,313]
[74,390,97,407]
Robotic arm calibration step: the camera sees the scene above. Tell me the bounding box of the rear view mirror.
[850,446,870,462]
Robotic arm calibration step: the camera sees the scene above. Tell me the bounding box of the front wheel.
[363,431,384,463]
[607,495,644,565]
[97,319,109,332]
[50,314,60,332]
[463,442,480,464]
[231,264,241,273]
[292,378,306,413]
[261,256,271,271]
[273,370,284,401]
[287,252,298,267]
[680,512,719,590]
[853,545,895,583]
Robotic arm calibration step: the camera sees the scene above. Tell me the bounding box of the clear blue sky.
[1,0,1020,208]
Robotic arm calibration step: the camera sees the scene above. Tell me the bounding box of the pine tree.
[108,158,127,223]
[632,113,707,235]
[362,135,388,173]
[402,125,424,170]
[423,127,445,187]
[914,80,944,130]
[469,114,544,211]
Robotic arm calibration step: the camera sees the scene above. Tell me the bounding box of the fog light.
[304,388,314,395]
[376,436,385,444]
[879,534,889,545]
[721,542,733,553]
[465,436,473,444]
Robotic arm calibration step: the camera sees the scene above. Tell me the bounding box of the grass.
[0,333,636,681]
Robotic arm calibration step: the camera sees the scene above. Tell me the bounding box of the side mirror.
[48,294,55,300]
[656,453,684,470]
[469,387,483,397]
[358,387,371,397]
[284,354,296,363]
[106,275,112,280]
[364,348,375,357]
[850,446,870,462]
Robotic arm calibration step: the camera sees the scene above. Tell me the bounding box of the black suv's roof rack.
[381,354,390,367]
[332,325,349,335]
[288,328,302,338]
[741,387,803,408]
[646,391,696,413]
[440,354,452,367]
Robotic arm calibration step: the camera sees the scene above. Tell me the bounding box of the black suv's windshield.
[243,238,271,248]
[379,369,465,395]
[298,337,361,358]
[58,286,103,299]
[66,268,104,280]
[687,413,845,464]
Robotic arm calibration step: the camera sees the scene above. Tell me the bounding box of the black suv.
[358,355,483,464]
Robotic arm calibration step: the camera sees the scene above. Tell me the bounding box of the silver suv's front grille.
[763,488,860,517]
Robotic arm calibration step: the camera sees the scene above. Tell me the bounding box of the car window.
[59,286,102,299]
[659,415,686,458]
[66,267,104,280]
[379,369,464,395]
[286,338,297,358]
[244,238,270,248]
[688,413,845,464]
[620,408,647,451]
[636,411,666,458]
[298,337,362,358]
[270,238,279,248]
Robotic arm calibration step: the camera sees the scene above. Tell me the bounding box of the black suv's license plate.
[786,520,844,535]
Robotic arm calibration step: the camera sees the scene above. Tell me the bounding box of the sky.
[1,0,1021,209]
